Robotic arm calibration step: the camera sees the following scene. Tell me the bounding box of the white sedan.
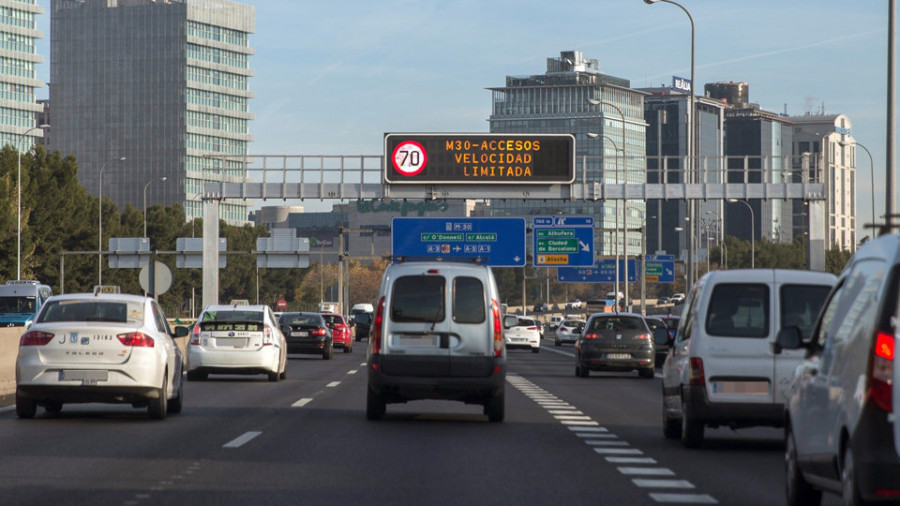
[15,290,190,419]
[187,304,287,381]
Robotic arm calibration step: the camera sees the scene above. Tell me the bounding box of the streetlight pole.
[644,0,695,287]
[841,141,876,231]
[589,132,621,303]
[143,176,167,238]
[17,124,49,280]
[728,199,755,269]
[98,156,126,286]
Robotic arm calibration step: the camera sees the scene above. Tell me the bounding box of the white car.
[503,315,541,353]
[554,318,585,346]
[15,290,190,419]
[187,304,287,382]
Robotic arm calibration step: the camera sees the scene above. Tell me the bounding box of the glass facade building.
[0,1,45,151]
[50,0,255,225]
[488,51,647,258]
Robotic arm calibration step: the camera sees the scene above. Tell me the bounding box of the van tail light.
[689,357,706,386]
[20,331,53,346]
[868,331,894,412]
[118,332,155,348]
[491,299,503,357]
[262,325,274,346]
[371,296,385,356]
[190,324,201,345]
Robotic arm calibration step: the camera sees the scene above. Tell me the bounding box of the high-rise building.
[790,114,856,251]
[488,50,647,259]
[49,0,255,225]
[0,1,45,150]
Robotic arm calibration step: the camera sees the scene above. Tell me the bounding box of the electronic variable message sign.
[384,133,575,184]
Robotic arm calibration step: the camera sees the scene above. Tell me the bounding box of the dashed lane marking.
[223,431,262,448]
[292,398,313,407]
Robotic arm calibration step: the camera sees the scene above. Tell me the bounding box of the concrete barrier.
[0,328,22,398]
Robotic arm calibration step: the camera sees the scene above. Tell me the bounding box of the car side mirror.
[775,326,804,354]
[173,325,190,338]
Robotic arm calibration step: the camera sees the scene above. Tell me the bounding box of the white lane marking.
[223,431,262,448]
[540,346,576,358]
[292,398,313,407]
[547,409,580,414]
[347,369,358,375]
[560,420,599,426]
[326,381,340,388]
[554,415,592,420]
[575,432,615,438]
[619,467,675,476]
[649,493,718,504]
[359,362,367,366]
[585,440,630,446]
[569,426,608,432]
[0,405,15,413]
[594,448,643,455]
[582,435,620,441]
[632,479,695,489]
[606,457,658,464]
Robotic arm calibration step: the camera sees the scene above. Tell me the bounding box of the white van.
[366,261,506,422]
[661,269,836,448]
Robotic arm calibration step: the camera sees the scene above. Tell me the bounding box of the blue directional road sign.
[532,216,594,267]
[558,259,637,283]
[391,217,526,267]
[644,254,676,283]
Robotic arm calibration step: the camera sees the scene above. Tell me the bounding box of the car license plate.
[713,381,769,395]
[606,353,630,359]
[59,370,109,384]
[394,335,435,346]
[292,331,308,337]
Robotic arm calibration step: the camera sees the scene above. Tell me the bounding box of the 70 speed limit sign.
[391,140,427,176]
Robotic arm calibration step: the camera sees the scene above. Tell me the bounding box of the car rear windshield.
[390,274,485,324]
[201,310,263,323]
[38,300,141,324]
[321,314,344,325]
[705,283,769,338]
[280,313,322,326]
[587,316,644,332]
[780,284,832,340]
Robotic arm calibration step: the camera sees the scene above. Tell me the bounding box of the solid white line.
[347,369,358,375]
[632,479,694,489]
[326,381,340,388]
[649,493,718,504]
[618,467,675,476]
[0,405,14,413]
[292,398,313,407]
[540,346,576,358]
[223,431,262,448]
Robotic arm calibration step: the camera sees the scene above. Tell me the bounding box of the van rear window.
[391,276,446,323]
[453,276,485,324]
[705,283,769,338]
[780,284,832,340]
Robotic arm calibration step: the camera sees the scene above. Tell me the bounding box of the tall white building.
[50,0,255,225]
[0,1,45,149]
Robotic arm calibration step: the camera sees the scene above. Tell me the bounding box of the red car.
[321,313,353,353]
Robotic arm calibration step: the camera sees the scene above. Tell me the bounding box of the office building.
[50,0,255,225]
[0,1,45,150]
[488,50,647,259]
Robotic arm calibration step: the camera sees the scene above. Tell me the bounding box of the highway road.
[0,338,840,506]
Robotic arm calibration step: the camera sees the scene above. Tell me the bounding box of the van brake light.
[868,331,894,412]
[371,296,385,355]
[689,357,706,386]
[492,299,503,357]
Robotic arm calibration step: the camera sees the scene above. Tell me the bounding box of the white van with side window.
[366,261,506,422]
[661,269,836,448]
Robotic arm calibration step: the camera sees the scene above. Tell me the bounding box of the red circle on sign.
[391,140,427,176]
[276,299,287,310]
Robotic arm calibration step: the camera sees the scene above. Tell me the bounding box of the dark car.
[575,313,655,378]
[353,311,373,342]
[279,312,333,359]
[533,302,549,313]
[644,316,672,367]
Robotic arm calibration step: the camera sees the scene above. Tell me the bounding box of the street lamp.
[17,124,49,280]
[643,0,696,288]
[143,176,167,238]
[841,140,875,231]
[588,132,621,302]
[728,199,755,269]
[628,206,647,315]
[98,156,126,286]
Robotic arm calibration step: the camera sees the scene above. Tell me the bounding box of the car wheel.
[785,426,821,505]
[323,343,333,360]
[842,445,866,506]
[576,361,589,378]
[148,373,168,420]
[167,375,184,414]
[639,368,655,379]
[366,388,385,421]
[15,393,36,419]
[344,343,351,353]
[662,398,680,439]
[555,339,561,346]
[44,402,63,414]
[484,390,505,423]
[680,398,703,448]
[268,370,280,382]
[532,346,540,353]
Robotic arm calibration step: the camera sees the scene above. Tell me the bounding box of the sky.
[34,0,894,229]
